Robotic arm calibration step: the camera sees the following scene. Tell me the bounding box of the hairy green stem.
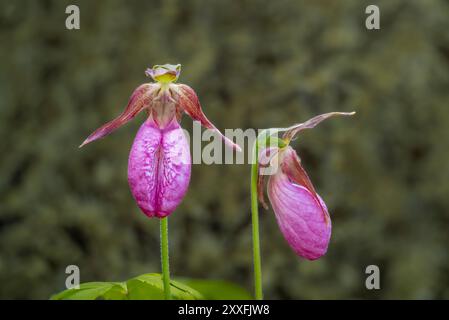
[160,217,171,300]
[251,142,263,300]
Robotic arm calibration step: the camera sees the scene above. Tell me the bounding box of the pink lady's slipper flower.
[80,64,240,218]
[257,112,354,260]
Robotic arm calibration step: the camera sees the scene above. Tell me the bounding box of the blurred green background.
[1,0,449,299]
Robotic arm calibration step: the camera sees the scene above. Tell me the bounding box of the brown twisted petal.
[282,111,355,142]
[176,84,242,152]
[257,146,280,210]
[257,168,269,210]
[79,83,158,148]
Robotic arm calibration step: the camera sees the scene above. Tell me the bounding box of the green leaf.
[170,279,204,300]
[51,282,126,300]
[101,282,128,300]
[125,278,165,300]
[130,273,202,300]
[51,277,251,300]
[178,279,252,300]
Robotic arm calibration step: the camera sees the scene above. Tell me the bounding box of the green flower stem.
[160,217,171,300]
[251,142,263,300]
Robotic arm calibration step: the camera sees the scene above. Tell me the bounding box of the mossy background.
[1,0,449,299]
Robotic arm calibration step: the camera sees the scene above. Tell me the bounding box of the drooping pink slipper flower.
[80,64,240,218]
[257,112,354,260]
